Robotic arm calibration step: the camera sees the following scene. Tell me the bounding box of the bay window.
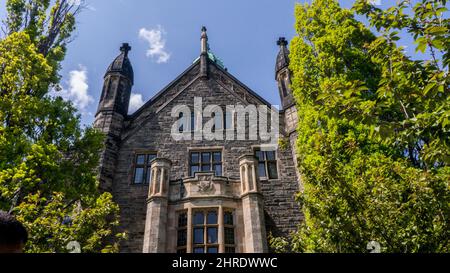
[176,208,236,253]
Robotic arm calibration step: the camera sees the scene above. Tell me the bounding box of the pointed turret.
[275,37,294,109]
[97,43,134,117]
[275,37,289,78]
[94,43,134,191]
[105,43,134,85]
[275,37,301,187]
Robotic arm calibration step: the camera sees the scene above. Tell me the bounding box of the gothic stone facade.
[94,28,302,253]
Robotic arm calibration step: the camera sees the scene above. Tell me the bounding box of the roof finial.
[200,26,209,78]
[277,37,288,47]
[201,26,208,54]
[120,43,131,57]
[275,37,290,79]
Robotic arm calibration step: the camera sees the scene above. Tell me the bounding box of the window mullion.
[265,159,269,178]
[218,206,224,253]
[142,165,146,184]
[187,208,192,253]
[204,212,207,252]
[210,152,213,171]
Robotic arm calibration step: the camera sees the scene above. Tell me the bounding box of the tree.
[271,0,450,253]
[0,0,125,252]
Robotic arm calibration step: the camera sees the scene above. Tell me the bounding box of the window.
[280,77,287,97]
[212,112,224,132]
[224,110,234,130]
[178,112,198,133]
[224,211,236,253]
[175,209,236,253]
[133,153,157,184]
[191,112,196,131]
[211,113,216,132]
[177,211,188,253]
[255,149,278,179]
[189,151,222,176]
[178,112,184,133]
[192,209,219,253]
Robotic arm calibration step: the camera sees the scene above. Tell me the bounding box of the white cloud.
[139,26,171,63]
[57,65,94,112]
[129,92,145,113]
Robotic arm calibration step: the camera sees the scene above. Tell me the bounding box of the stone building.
[93,27,302,253]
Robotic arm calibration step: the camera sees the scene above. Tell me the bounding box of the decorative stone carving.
[197,175,215,194]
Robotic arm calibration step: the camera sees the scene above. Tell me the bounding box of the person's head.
[0,211,28,253]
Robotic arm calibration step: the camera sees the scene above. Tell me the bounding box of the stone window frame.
[252,146,279,181]
[175,207,236,253]
[192,208,220,253]
[176,210,188,253]
[130,151,157,185]
[223,209,236,253]
[187,146,224,177]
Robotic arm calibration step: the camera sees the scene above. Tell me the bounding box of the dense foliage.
[0,0,125,253]
[271,0,450,253]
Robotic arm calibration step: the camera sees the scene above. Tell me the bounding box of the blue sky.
[0,0,439,126]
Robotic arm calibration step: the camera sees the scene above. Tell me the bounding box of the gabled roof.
[127,59,202,120]
[127,58,275,122]
[211,59,273,108]
[127,27,271,126]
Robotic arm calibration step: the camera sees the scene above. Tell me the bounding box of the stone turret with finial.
[105,43,134,85]
[275,37,290,78]
[94,43,135,191]
[275,37,294,110]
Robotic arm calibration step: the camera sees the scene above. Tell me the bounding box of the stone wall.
[108,62,302,252]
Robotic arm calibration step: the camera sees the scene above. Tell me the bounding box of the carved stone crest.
[197,174,215,194]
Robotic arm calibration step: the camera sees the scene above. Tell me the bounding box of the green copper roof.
[193,42,226,70]
[208,52,225,69]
